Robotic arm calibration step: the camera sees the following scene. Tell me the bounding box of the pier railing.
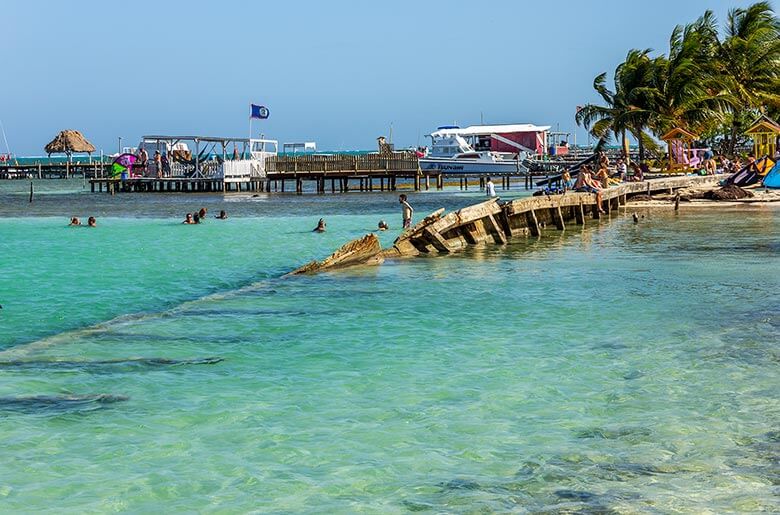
[266,153,419,174]
[167,158,266,180]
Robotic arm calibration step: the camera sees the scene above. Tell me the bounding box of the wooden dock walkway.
[292,175,722,273]
[5,152,596,194]
[0,162,111,180]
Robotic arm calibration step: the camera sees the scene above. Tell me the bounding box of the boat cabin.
[427,123,551,157]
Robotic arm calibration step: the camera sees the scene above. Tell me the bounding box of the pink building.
[428,124,551,156]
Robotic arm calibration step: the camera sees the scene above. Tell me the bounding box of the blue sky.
[2,0,762,155]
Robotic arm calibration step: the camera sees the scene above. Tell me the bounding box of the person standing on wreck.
[399,194,414,229]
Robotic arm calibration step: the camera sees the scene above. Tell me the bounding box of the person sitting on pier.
[183,213,195,224]
[627,162,641,181]
[377,220,389,231]
[87,216,97,227]
[639,162,649,180]
[69,216,81,226]
[574,166,606,213]
[313,218,327,232]
[561,170,573,191]
[703,156,717,175]
[215,210,228,220]
[595,166,610,188]
[615,158,627,180]
[598,152,610,169]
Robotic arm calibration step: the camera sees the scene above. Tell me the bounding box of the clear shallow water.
[0,182,778,513]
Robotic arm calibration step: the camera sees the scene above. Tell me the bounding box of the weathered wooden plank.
[422,227,456,253]
[485,213,508,244]
[526,209,541,236]
[288,233,383,274]
[552,205,565,230]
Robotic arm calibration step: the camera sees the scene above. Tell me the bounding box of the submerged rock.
[0,394,129,413]
[439,478,482,491]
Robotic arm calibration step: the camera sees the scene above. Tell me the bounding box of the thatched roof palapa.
[45,130,96,155]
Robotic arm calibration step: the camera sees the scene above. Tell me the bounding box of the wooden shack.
[660,127,699,172]
[744,115,780,159]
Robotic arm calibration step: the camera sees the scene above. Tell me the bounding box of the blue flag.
[250,104,269,119]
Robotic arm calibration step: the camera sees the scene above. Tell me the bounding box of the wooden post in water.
[575,201,585,225]
[526,209,540,236]
[29,182,33,203]
[553,205,565,230]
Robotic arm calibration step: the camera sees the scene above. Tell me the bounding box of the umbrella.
[44,130,96,158]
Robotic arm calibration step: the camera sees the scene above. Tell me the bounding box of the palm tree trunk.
[728,119,738,156]
[621,130,628,161]
[638,132,645,162]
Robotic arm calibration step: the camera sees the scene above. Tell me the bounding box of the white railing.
[223,159,266,181]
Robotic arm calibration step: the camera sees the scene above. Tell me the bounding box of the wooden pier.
[6,152,601,195]
[0,161,111,180]
[292,175,722,273]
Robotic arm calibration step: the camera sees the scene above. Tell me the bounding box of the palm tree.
[576,49,656,161]
[647,11,728,136]
[716,1,780,153]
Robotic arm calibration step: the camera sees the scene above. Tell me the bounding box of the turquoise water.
[0,181,778,512]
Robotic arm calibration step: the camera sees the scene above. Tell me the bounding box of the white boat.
[419,130,528,175]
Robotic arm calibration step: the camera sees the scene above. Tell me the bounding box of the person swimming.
[87,216,96,227]
[215,210,228,220]
[313,218,326,232]
[69,217,81,226]
[377,220,389,231]
[183,213,195,224]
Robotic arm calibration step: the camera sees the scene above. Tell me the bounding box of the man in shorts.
[399,194,414,229]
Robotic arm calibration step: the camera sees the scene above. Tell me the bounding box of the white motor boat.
[419,130,529,175]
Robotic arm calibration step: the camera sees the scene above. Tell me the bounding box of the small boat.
[420,150,526,174]
[419,130,528,175]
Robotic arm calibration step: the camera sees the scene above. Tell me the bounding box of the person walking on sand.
[485,177,497,197]
[399,194,414,229]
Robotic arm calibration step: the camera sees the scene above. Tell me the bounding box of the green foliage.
[576,1,780,157]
